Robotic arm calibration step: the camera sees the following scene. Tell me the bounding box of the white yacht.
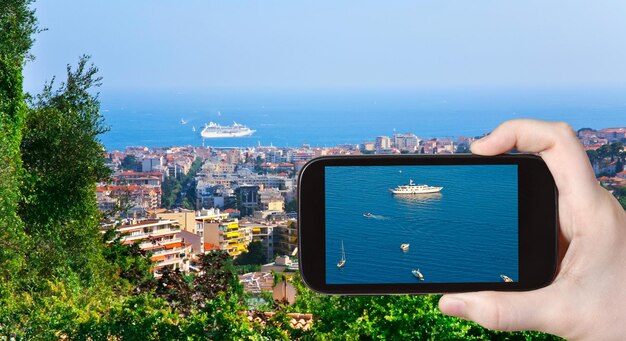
[390,180,443,194]
[201,122,256,138]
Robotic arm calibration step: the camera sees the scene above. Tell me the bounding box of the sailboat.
[180,118,188,125]
[192,126,196,132]
[337,240,346,268]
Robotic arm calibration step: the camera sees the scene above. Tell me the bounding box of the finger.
[470,120,596,198]
[439,287,567,334]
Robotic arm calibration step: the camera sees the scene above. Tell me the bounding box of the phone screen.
[324,165,518,284]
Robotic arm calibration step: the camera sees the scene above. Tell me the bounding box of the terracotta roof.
[244,311,313,331]
[224,208,240,213]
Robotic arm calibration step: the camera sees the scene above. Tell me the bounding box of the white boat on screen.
[390,180,443,194]
[337,240,346,268]
[412,268,424,281]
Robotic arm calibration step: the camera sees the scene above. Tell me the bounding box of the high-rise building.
[142,156,163,172]
[375,136,391,150]
[393,133,420,152]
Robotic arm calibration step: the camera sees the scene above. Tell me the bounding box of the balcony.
[139,238,182,250]
[151,247,185,258]
[154,257,184,268]
[225,231,239,238]
[149,228,181,238]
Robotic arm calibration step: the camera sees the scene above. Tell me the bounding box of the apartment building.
[116,219,191,276]
[274,219,298,257]
[258,187,285,212]
[202,218,252,257]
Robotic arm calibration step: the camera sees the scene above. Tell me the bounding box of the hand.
[438,119,626,340]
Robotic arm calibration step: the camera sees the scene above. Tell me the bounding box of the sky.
[23,0,626,93]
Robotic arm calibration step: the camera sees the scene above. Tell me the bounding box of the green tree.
[155,267,193,317]
[289,273,560,340]
[0,0,37,283]
[121,154,140,171]
[193,250,242,306]
[285,199,297,213]
[101,228,156,292]
[20,55,112,285]
[234,241,268,265]
[0,1,37,337]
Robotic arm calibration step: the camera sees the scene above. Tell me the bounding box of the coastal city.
[99,126,626,290]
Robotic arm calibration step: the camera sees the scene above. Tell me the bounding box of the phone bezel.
[298,154,558,294]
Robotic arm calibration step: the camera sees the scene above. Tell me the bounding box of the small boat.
[363,213,373,218]
[180,118,188,125]
[412,268,424,281]
[400,243,410,251]
[500,274,513,282]
[192,126,196,132]
[337,240,346,268]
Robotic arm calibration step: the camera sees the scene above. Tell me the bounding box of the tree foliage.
[121,154,140,171]
[20,55,112,285]
[0,0,36,287]
[0,1,37,336]
[193,250,242,305]
[234,240,268,265]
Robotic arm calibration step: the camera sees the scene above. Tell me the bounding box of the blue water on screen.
[325,165,518,284]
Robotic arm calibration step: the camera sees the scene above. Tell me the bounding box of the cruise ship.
[200,122,256,138]
[390,180,443,194]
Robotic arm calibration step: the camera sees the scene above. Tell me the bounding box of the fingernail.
[440,296,466,319]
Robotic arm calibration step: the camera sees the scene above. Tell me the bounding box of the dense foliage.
[21,55,112,285]
[234,240,268,265]
[0,0,37,336]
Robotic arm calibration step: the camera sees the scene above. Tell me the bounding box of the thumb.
[438,287,566,333]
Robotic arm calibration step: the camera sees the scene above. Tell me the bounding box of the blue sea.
[98,87,626,151]
[325,165,518,284]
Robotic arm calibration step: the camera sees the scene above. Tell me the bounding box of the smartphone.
[298,154,558,294]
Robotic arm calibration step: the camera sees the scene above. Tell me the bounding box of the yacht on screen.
[390,180,443,194]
